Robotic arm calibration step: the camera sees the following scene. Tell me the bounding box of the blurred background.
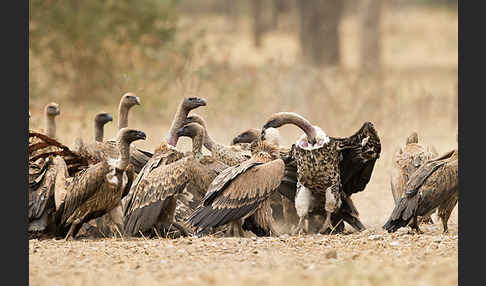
[29,0,457,226]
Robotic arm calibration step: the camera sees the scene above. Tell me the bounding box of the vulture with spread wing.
[262,112,381,234]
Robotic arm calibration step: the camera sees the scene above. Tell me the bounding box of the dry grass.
[29,4,458,286]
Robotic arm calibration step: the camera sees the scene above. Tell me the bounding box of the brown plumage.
[231,127,299,228]
[184,114,251,166]
[262,112,343,235]
[56,128,146,240]
[390,132,438,225]
[188,140,284,237]
[173,123,229,235]
[390,132,438,204]
[123,124,216,237]
[383,149,458,233]
[28,156,69,238]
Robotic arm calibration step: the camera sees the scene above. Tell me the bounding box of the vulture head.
[176,122,205,139]
[45,102,60,117]
[120,92,141,108]
[406,132,419,145]
[95,112,113,126]
[183,97,207,111]
[117,128,146,144]
[231,128,261,145]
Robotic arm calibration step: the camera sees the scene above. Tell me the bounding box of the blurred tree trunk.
[359,0,382,71]
[297,0,343,67]
[251,0,264,48]
[224,0,238,31]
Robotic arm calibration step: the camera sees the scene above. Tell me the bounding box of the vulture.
[122,97,208,236]
[123,123,217,237]
[188,139,284,237]
[29,103,91,238]
[29,102,61,153]
[73,93,151,173]
[173,123,229,235]
[261,112,344,235]
[94,112,113,142]
[231,127,299,228]
[183,114,252,166]
[390,132,438,224]
[383,149,458,233]
[56,128,146,240]
[262,112,381,235]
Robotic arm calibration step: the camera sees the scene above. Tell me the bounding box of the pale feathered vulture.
[383,149,458,233]
[55,128,146,240]
[188,140,284,237]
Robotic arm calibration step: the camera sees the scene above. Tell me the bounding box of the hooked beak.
[136,131,147,141]
[135,96,141,105]
[197,98,207,107]
[176,127,187,137]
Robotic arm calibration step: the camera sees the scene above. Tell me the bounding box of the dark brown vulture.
[390,131,438,224]
[230,128,262,151]
[188,140,284,237]
[56,128,146,240]
[383,149,458,234]
[123,123,217,237]
[262,112,381,235]
[261,112,344,235]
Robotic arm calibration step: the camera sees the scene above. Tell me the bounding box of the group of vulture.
[28,94,458,241]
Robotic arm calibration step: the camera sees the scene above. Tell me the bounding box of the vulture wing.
[29,130,90,176]
[333,121,382,197]
[123,156,194,235]
[58,161,111,224]
[188,158,285,232]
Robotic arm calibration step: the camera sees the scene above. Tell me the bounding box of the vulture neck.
[278,113,316,143]
[118,102,132,130]
[166,103,189,147]
[202,131,218,152]
[117,139,131,170]
[94,121,105,142]
[45,114,56,139]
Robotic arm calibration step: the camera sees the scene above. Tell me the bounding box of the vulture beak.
[197,98,207,107]
[136,131,147,141]
[176,126,188,137]
[135,96,141,105]
[107,114,113,122]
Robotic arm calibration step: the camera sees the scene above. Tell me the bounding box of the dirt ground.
[29,223,457,286]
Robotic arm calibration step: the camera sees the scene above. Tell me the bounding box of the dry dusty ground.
[29,223,458,286]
